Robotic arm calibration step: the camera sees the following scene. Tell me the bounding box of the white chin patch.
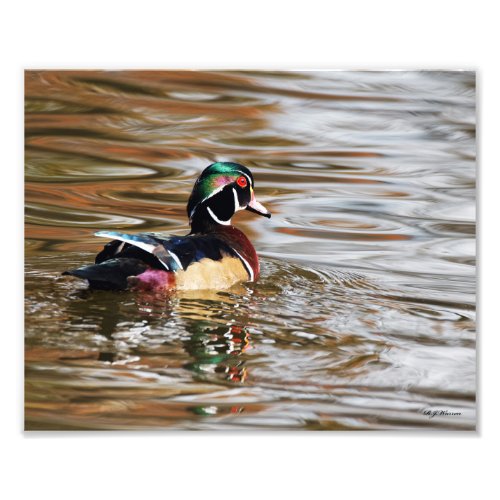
[207,206,231,225]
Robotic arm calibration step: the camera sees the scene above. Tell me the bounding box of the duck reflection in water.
[64,287,254,386]
[134,289,253,384]
[182,321,251,384]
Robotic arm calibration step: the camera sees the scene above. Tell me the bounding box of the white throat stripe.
[207,206,231,225]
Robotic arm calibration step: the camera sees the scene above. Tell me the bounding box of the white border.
[6,1,498,499]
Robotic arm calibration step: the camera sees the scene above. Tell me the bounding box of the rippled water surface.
[25,70,476,430]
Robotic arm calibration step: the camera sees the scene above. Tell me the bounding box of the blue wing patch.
[94,231,183,271]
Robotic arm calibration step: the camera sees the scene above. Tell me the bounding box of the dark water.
[25,70,476,430]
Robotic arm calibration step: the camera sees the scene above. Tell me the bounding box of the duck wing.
[94,231,184,271]
[64,231,245,290]
[95,231,240,272]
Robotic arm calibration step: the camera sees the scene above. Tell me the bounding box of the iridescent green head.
[187,162,270,232]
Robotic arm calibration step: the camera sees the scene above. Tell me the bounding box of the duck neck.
[189,205,231,234]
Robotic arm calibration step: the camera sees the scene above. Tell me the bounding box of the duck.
[63,162,271,291]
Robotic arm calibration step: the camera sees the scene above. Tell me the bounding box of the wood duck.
[63,162,271,291]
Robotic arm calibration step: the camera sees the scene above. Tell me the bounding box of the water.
[25,70,476,430]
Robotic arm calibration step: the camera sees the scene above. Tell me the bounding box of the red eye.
[236,176,248,188]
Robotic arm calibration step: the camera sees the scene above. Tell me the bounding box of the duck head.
[187,162,271,233]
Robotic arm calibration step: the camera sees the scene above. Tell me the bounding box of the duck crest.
[63,162,270,291]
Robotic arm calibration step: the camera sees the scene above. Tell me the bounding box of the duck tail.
[62,258,148,290]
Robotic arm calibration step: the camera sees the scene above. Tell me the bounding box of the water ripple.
[25,70,475,430]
